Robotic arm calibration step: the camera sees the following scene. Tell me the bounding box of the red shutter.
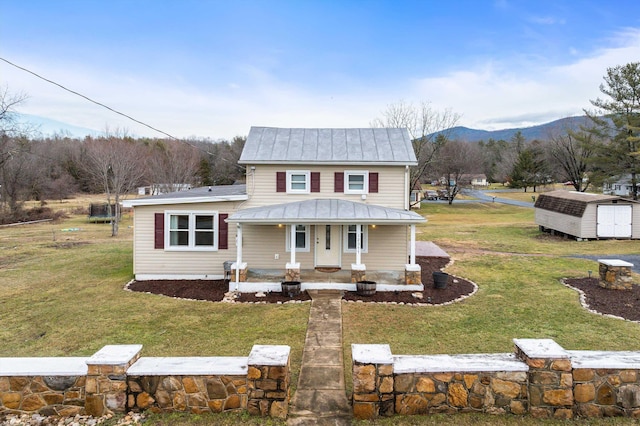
[218,213,229,250]
[369,172,379,193]
[311,172,320,192]
[154,213,164,249]
[334,172,344,192]
[276,172,286,192]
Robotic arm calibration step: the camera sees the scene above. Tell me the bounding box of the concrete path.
[288,290,351,425]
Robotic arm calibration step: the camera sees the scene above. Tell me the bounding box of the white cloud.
[410,28,640,130]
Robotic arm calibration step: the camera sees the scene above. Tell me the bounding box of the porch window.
[166,211,218,250]
[344,224,368,253]
[287,170,310,193]
[344,171,368,194]
[285,225,310,252]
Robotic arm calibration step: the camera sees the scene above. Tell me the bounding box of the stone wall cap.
[285,262,300,269]
[394,353,528,374]
[569,350,640,369]
[248,345,290,366]
[598,259,634,267]
[513,338,569,359]
[0,357,88,376]
[405,264,421,272]
[87,344,143,366]
[352,344,393,364]
[351,263,366,271]
[128,356,248,376]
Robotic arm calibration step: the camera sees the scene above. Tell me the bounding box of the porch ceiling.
[227,198,426,225]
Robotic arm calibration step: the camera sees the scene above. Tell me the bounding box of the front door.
[315,224,342,267]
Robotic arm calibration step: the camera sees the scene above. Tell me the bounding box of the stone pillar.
[598,259,634,290]
[247,345,290,418]
[514,338,573,419]
[352,344,394,419]
[231,262,248,282]
[85,345,142,417]
[285,262,300,282]
[405,264,421,285]
[351,263,366,283]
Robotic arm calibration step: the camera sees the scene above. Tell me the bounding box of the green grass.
[4,195,640,425]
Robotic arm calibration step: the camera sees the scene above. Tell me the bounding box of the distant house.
[462,174,488,187]
[534,190,640,240]
[603,175,639,197]
[137,184,192,196]
[123,127,426,292]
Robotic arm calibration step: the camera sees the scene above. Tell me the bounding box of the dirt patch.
[564,277,640,322]
[127,256,476,305]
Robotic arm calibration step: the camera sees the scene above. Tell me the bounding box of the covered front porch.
[225,199,426,293]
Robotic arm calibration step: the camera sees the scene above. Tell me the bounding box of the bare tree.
[147,139,202,193]
[371,100,460,206]
[545,128,596,192]
[434,141,481,204]
[83,137,146,236]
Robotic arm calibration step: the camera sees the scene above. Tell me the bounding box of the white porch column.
[355,224,362,265]
[409,224,416,265]
[235,223,243,283]
[290,224,296,265]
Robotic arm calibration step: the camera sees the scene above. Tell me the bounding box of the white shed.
[534,190,640,240]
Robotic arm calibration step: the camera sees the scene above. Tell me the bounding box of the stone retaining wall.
[352,339,640,420]
[0,344,290,420]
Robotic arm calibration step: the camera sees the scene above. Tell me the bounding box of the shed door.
[597,205,632,238]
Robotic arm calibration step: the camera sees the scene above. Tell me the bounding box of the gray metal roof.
[123,185,247,207]
[239,127,417,165]
[227,198,426,224]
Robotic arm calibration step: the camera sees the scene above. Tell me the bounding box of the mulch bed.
[564,277,640,322]
[127,256,477,305]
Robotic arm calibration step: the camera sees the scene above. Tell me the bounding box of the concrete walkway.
[288,290,351,425]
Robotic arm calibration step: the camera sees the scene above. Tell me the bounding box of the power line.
[0,56,180,140]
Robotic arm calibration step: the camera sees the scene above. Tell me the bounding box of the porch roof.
[227,199,426,225]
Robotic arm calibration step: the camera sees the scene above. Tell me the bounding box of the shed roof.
[227,198,426,224]
[534,190,629,218]
[239,127,417,165]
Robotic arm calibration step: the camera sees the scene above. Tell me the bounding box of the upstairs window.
[344,171,368,194]
[287,170,310,194]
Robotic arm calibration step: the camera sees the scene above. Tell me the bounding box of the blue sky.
[2,0,640,140]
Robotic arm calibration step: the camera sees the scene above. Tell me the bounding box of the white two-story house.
[123,127,426,292]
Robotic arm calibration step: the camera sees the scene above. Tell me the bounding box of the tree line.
[0,90,246,233]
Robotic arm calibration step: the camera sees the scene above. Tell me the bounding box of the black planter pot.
[356,280,377,296]
[433,272,449,289]
[281,281,301,297]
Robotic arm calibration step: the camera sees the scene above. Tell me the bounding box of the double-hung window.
[344,171,368,194]
[344,224,368,253]
[287,170,310,193]
[166,211,218,250]
[285,224,310,252]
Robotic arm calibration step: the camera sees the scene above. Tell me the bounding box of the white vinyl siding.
[245,164,405,209]
[132,202,239,278]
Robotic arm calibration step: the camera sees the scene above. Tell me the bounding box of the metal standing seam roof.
[238,127,417,165]
[226,198,426,224]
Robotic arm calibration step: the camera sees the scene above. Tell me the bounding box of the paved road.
[462,189,535,208]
